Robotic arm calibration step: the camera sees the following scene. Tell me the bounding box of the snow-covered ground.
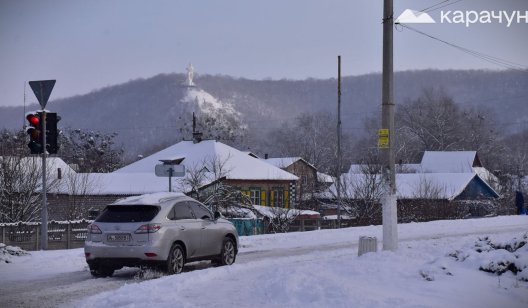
[1,216,527,308]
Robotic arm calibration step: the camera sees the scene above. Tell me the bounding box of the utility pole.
[336,55,342,228]
[381,0,398,251]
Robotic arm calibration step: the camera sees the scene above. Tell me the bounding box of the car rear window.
[95,205,160,223]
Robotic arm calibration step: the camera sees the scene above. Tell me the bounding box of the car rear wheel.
[89,264,115,278]
[166,244,185,275]
[218,237,236,266]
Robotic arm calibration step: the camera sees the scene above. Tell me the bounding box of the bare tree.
[60,172,101,220]
[412,175,447,200]
[396,88,465,162]
[329,151,383,225]
[0,155,61,223]
[267,207,299,233]
[266,112,353,174]
[0,129,62,222]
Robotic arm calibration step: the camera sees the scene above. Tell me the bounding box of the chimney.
[57,168,62,180]
[265,153,268,159]
[193,132,203,144]
[192,112,202,143]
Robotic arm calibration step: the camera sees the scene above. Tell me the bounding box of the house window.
[271,187,284,207]
[250,187,261,205]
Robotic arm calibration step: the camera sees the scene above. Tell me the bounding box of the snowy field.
[1,216,527,308]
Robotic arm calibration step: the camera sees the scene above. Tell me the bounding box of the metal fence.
[228,219,265,236]
[1,218,356,251]
[0,220,91,251]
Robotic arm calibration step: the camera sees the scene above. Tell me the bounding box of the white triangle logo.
[395,9,436,24]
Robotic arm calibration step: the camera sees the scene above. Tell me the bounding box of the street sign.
[29,80,56,109]
[378,129,390,148]
[155,164,185,177]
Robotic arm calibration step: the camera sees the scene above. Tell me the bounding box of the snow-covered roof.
[397,173,478,200]
[323,172,497,201]
[317,172,334,183]
[0,156,76,180]
[52,172,188,195]
[348,164,367,174]
[420,151,479,173]
[114,140,298,181]
[348,152,484,175]
[264,157,316,170]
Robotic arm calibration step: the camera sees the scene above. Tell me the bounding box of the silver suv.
[84,192,238,277]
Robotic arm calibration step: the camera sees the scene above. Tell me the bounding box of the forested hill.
[1,69,527,160]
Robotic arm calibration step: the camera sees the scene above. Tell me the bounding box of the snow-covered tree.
[60,129,124,172]
[266,207,299,233]
[0,154,62,223]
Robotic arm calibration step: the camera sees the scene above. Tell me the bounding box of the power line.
[399,24,528,72]
[422,0,463,13]
[420,0,450,13]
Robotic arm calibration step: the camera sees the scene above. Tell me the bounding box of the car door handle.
[179,226,185,230]
[201,226,206,229]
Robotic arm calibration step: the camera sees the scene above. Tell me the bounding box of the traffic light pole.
[40,111,48,250]
[28,79,55,251]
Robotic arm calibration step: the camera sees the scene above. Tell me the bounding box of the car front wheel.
[218,237,236,266]
[166,244,185,274]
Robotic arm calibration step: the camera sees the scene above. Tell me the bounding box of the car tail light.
[87,224,102,234]
[85,252,91,258]
[145,252,157,257]
[135,224,161,234]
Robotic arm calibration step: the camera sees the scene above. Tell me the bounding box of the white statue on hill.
[185,63,195,87]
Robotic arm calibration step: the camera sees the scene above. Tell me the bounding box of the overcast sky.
[0,0,526,107]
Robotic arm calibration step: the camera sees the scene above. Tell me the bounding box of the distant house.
[115,140,298,207]
[263,157,318,204]
[321,151,501,224]
[325,172,499,201]
[48,139,298,220]
[345,151,499,197]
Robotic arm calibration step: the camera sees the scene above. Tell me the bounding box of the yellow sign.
[378,129,389,137]
[378,137,389,148]
[378,129,389,148]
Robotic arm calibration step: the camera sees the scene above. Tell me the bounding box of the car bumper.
[84,241,168,262]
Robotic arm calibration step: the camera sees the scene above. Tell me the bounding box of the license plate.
[107,234,130,242]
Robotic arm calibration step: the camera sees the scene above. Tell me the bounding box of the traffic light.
[26,112,43,154]
[45,112,61,154]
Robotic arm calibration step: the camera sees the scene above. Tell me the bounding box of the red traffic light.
[26,114,40,126]
[26,112,43,154]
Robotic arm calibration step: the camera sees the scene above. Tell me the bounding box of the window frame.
[249,187,261,205]
[271,187,284,207]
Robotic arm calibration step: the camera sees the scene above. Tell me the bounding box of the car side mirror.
[214,211,221,220]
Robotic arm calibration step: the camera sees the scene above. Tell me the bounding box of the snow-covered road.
[1,216,527,308]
